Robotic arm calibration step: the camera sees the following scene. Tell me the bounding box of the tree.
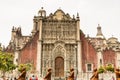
[0,51,16,78]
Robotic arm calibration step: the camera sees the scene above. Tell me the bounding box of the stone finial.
[73,15,75,19]
[96,24,104,38]
[41,7,43,9]
[38,7,46,17]
[12,26,15,31]
[77,12,79,19]
[59,7,61,9]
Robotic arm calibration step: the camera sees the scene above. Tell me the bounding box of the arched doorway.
[55,57,64,77]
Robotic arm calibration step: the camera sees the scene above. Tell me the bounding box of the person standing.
[29,75,38,80]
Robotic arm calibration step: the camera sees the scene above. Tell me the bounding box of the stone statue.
[17,67,26,80]
[44,68,52,80]
[67,68,74,80]
[90,69,98,80]
[115,69,120,80]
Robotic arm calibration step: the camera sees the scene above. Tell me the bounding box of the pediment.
[47,9,72,20]
[53,9,65,20]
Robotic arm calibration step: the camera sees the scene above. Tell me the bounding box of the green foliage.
[18,63,32,72]
[98,64,114,74]
[17,64,25,72]
[98,66,105,73]
[0,51,16,72]
[105,64,114,72]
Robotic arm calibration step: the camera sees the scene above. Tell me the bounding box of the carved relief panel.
[42,44,54,76]
[42,21,77,41]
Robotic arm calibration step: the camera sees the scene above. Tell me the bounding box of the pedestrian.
[30,75,38,80]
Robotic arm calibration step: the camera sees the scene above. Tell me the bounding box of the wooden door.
[55,57,64,77]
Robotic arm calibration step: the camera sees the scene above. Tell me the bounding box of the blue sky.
[0,0,120,46]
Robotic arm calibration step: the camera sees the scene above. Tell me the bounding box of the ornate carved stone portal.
[35,8,81,80]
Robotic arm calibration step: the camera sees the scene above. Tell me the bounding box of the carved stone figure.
[115,69,120,80]
[67,68,74,80]
[17,67,26,80]
[90,69,98,80]
[44,68,52,80]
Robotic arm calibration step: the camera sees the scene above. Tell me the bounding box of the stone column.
[96,48,103,68]
[76,18,82,80]
[14,50,19,65]
[14,46,21,64]
[64,50,67,79]
[36,17,43,77]
[38,18,43,40]
[14,47,20,78]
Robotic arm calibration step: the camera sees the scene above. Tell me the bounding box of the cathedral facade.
[6,8,120,80]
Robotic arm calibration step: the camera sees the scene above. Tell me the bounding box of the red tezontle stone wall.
[19,32,39,69]
[80,30,97,72]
